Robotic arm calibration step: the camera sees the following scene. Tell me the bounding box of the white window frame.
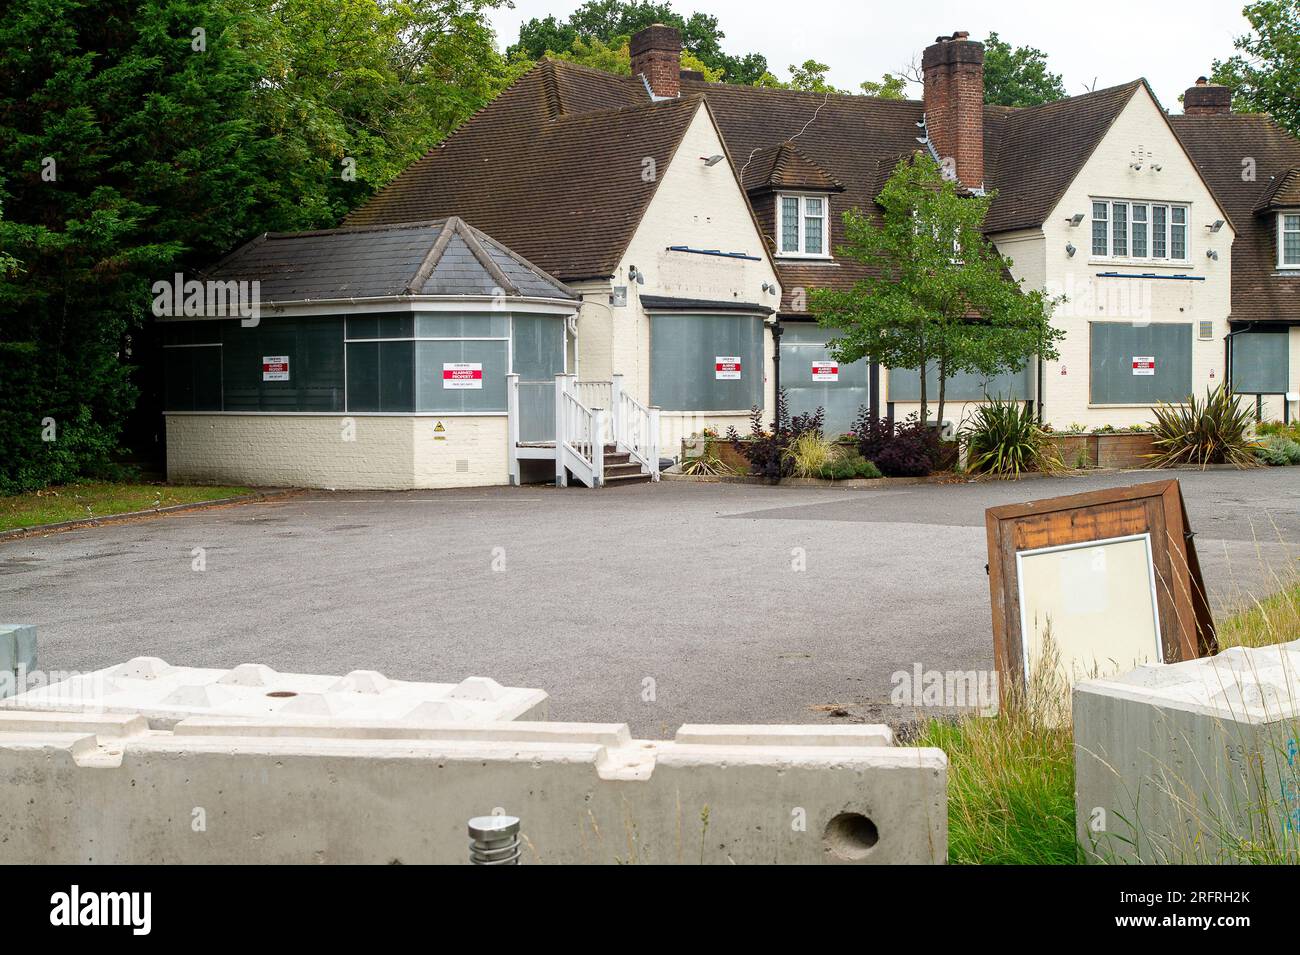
[1090,199,1191,264]
[1279,212,1300,270]
[776,193,830,259]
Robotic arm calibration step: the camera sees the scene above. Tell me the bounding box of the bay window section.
[1091,200,1189,262]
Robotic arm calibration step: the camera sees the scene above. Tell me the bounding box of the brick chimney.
[631,24,681,100]
[921,31,985,189]
[1183,77,1232,116]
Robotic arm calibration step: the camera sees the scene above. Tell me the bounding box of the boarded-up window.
[1089,322,1192,405]
[1231,327,1289,394]
[650,314,764,412]
[221,317,345,412]
[888,364,1032,404]
[781,323,869,436]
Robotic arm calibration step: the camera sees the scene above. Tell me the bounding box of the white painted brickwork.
[166,413,509,489]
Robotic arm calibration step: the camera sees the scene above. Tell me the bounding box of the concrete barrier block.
[1074,638,1300,863]
[0,657,547,727]
[0,624,36,671]
[0,712,947,864]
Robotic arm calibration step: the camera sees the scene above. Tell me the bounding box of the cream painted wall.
[166,414,509,490]
[1038,85,1234,429]
[882,87,1236,431]
[614,103,782,449]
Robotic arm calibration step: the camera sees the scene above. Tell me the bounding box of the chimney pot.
[921,30,985,189]
[630,24,682,99]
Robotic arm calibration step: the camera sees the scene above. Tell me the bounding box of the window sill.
[775,256,836,264]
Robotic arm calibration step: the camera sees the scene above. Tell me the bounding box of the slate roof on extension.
[1169,113,1300,324]
[204,217,576,305]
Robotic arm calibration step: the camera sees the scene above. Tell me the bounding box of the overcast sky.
[487,0,1252,111]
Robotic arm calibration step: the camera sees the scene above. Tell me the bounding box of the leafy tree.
[0,0,514,492]
[1211,0,1300,135]
[509,0,768,84]
[982,32,1065,107]
[810,154,1063,428]
[785,60,843,93]
[860,74,908,100]
[550,35,721,81]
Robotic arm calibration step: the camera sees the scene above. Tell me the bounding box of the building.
[1170,79,1300,421]
[162,26,1298,489]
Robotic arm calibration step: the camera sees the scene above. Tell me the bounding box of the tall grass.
[920,582,1300,864]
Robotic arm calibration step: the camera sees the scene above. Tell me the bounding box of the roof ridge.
[266,219,446,241]
[548,93,703,125]
[403,216,461,295]
[454,218,521,296]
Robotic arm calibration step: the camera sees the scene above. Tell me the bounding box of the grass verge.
[0,482,252,532]
[918,582,1300,865]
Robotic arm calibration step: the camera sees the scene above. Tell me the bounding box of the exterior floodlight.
[1207,219,1225,232]
[1130,162,1143,171]
[1067,213,1085,226]
[762,282,777,294]
[1066,242,1077,257]
[1206,249,1219,260]
[701,155,724,166]
[628,265,646,285]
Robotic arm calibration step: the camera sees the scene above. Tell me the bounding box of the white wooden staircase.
[507,374,660,488]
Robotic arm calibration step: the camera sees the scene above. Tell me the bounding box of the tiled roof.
[982,82,1142,234]
[341,60,1245,320]
[343,60,696,281]
[1169,113,1300,324]
[741,141,844,194]
[205,218,576,304]
[1253,166,1300,212]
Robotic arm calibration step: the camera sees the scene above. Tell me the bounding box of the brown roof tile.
[982,82,1141,234]
[742,141,844,193]
[1169,113,1300,324]
[344,60,698,281]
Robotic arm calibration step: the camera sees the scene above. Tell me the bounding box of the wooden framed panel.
[985,479,1215,695]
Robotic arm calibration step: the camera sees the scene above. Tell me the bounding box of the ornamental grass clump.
[1148,385,1260,469]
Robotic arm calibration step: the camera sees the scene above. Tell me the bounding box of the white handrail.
[612,374,660,480]
[554,375,604,487]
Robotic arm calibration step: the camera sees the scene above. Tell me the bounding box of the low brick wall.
[1044,432,1156,470]
[1095,432,1156,469]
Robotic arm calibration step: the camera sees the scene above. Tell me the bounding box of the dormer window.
[1280,213,1300,269]
[778,194,829,258]
[1091,199,1189,263]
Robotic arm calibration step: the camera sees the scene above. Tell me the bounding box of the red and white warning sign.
[1132,356,1156,376]
[811,360,839,382]
[261,356,290,382]
[443,362,483,389]
[715,356,742,380]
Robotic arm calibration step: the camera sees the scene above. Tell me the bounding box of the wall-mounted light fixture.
[762,282,777,295]
[700,155,724,166]
[1206,249,1219,260]
[1129,161,1143,171]
[1206,219,1225,232]
[1067,213,1085,226]
[628,265,646,285]
[1151,163,1163,172]
[1066,242,1077,257]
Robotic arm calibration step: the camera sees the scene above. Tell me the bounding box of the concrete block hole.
[822,812,879,860]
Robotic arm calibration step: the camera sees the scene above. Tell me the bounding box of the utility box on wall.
[1074,641,1300,863]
